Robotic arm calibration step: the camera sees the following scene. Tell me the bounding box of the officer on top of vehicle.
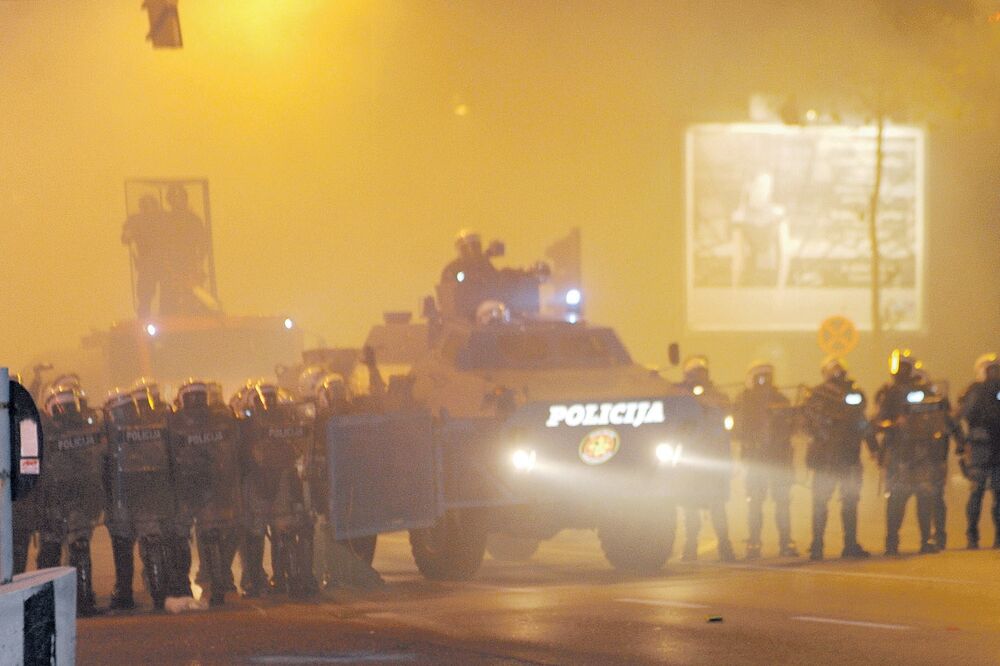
[733,361,798,559]
[801,357,875,561]
[441,230,498,286]
[875,350,949,555]
[36,379,107,616]
[955,353,1000,549]
[676,356,735,562]
[169,379,241,606]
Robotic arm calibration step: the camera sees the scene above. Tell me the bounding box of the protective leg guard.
[268,533,289,594]
[110,535,136,610]
[68,539,98,616]
[170,535,194,597]
[139,535,170,610]
[966,474,987,545]
[885,491,908,555]
[810,495,829,561]
[240,534,267,598]
[286,528,318,599]
[197,529,226,606]
[916,493,936,552]
[220,528,241,593]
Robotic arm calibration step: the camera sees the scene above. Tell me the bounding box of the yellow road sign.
[817,315,859,357]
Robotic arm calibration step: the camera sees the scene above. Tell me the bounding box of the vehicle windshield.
[454,326,631,370]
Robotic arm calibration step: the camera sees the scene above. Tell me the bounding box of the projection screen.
[685,123,924,331]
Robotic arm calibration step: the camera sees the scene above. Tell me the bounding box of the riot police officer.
[309,374,380,587]
[734,361,799,559]
[802,358,875,561]
[103,380,177,610]
[677,356,735,562]
[169,380,242,606]
[441,230,498,286]
[915,368,957,551]
[36,381,106,615]
[235,381,317,598]
[955,353,1000,549]
[875,350,949,555]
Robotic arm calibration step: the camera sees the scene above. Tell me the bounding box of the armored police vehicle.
[323,234,707,579]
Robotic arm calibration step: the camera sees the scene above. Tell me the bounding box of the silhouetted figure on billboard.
[121,194,166,318]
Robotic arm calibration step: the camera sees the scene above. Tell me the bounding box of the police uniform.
[802,371,874,560]
[236,383,317,598]
[956,357,1000,549]
[677,369,735,562]
[734,364,798,559]
[103,384,178,610]
[168,381,242,605]
[875,368,950,555]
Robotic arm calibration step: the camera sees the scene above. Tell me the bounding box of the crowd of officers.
[678,350,1000,563]
[12,371,359,617]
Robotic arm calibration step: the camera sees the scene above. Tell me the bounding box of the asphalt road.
[69,454,1000,664]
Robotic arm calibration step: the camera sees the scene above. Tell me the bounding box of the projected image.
[685,123,923,331]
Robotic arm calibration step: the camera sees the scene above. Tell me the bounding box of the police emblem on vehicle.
[578,428,620,465]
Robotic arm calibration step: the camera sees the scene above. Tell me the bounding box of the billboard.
[685,123,924,331]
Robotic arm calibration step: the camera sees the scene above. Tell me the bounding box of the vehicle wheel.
[486,534,541,562]
[338,535,377,566]
[409,510,487,581]
[598,502,677,574]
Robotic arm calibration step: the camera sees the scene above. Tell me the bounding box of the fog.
[2,0,998,392]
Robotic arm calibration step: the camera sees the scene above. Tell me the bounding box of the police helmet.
[104,388,138,424]
[455,229,482,256]
[316,373,351,412]
[130,377,162,414]
[820,356,847,382]
[888,348,919,378]
[234,380,292,417]
[746,360,774,388]
[297,365,327,401]
[974,353,1000,382]
[475,300,511,325]
[176,379,210,410]
[682,356,710,384]
[44,382,87,418]
[206,381,225,407]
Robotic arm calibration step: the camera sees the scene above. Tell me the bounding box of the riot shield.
[241,409,311,530]
[37,415,106,542]
[327,411,438,540]
[106,417,174,537]
[168,409,242,530]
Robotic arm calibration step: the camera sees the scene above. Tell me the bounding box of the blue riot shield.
[327,411,439,540]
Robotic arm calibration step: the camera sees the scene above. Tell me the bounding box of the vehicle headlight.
[655,442,683,467]
[723,415,734,431]
[511,448,537,472]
